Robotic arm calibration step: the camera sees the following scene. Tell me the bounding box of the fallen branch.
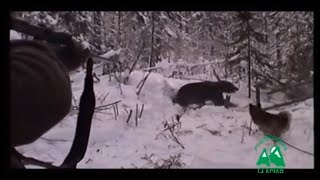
[126,109,133,125]
[135,104,139,126]
[168,125,185,149]
[98,92,109,105]
[40,137,69,143]
[262,95,313,111]
[93,73,100,83]
[211,65,220,81]
[129,41,145,74]
[137,71,152,95]
[113,105,117,120]
[203,128,221,136]
[281,140,314,156]
[196,124,207,129]
[122,106,129,114]
[95,100,122,110]
[166,76,209,82]
[155,121,182,140]
[137,71,152,89]
[249,119,253,136]
[241,121,246,143]
[114,72,123,95]
[115,103,119,115]
[94,111,112,115]
[267,79,313,95]
[139,104,144,119]
[252,68,285,86]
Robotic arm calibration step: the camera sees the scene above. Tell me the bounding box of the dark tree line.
[12,11,313,98]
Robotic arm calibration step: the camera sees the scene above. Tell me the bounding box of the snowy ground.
[15,70,314,169]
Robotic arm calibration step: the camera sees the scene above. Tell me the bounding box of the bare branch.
[95,100,122,110]
[267,79,313,95]
[113,105,117,120]
[137,71,152,95]
[135,104,138,126]
[126,109,133,125]
[241,121,247,143]
[262,95,313,111]
[168,125,185,149]
[139,104,145,119]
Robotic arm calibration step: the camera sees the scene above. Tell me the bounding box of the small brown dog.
[249,103,291,138]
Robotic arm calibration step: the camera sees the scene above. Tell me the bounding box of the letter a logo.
[256,148,270,167]
[269,146,285,167]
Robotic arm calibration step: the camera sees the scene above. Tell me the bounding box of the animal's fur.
[249,103,291,137]
[10,39,87,146]
[173,82,225,108]
[173,81,238,109]
[203,80,239,93]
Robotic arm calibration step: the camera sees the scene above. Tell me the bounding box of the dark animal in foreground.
[249,103,291,138]
[172,81,239,109]
[10,38,93,168]
[10,39,88,146]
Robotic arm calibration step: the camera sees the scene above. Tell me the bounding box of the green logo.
[255,135,287,174]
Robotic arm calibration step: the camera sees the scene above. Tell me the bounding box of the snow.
[81,41,90,49]
[15,70,313,169]
[100,49,122,59]
[46,14,58,25]
[165,26,177,38]
[10,30,22,40]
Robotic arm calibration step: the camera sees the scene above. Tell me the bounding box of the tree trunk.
[225,45,229,78]
[118,11,121,40]
[247,20,251,98]
[149,12,155,68]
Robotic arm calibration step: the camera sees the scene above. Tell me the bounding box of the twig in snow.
[122,106,129,114]
[137,71,152,95]
[115,103,119,115]
[281,140,314,156]
[85,158,93,164]
[113,105,117,120]
[241,125,258,133]
[167,125,185,149]
[135,104,138,126]
[241,121,247,143]
[155,121,182,140]
[139,104,144,119]
[196,124,207,129]
[203,128,221,136]
[94,111,112,116]
[113,72,123,95]
[98,92,109,105]
[211,65,221,81]
[249,119,253,136]
[95,100,122,110]
[129,41,145,74]
[40,137,69,143]
[126,109,133,125]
